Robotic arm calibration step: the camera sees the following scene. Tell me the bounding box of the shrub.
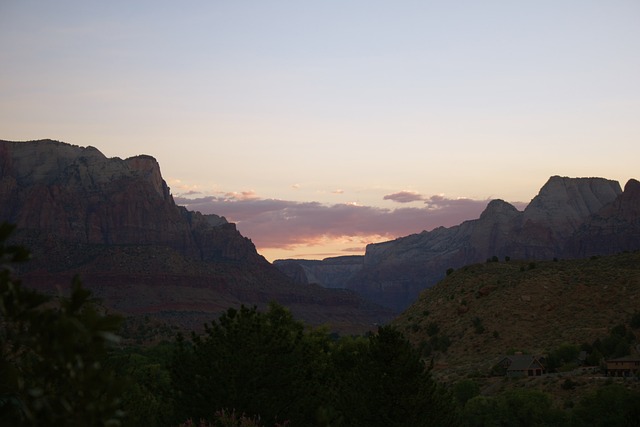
[453,380,480,407]
[426,321,440,336]
[472,317,485,334]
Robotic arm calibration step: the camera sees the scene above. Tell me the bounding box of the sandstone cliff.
[0,140,392,332]
[0,139,248,262]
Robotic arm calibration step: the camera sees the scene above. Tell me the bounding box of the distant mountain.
[0,139,392,333]
[274,256,364,288]
[277,176,640,312]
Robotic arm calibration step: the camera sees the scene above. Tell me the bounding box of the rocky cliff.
[274,256,364,287]
[278,176,639,312]
[0,140,392,333]
[0,139,246,262]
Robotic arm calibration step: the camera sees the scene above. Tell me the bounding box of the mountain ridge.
[277,175,639,312]
[0,139,392,333]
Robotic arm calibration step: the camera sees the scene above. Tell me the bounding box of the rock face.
[278,176,639,312]
[274,256,364,287]
[0,139,246,262]
[0,140,392,332]
[565,178,640,256]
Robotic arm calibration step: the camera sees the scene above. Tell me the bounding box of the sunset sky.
[1,1,639,261]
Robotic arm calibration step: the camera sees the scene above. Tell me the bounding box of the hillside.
[393,251,640,379]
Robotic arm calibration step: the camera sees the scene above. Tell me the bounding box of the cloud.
[175,192,523,253]
[383,191,425,203]
[223,190,259,201]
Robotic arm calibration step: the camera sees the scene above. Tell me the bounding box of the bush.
[426,321,440,336]
[472,317,485,334]
[561,378,578,390]
[453,380,480,407]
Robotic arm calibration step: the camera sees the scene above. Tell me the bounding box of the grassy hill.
[393,251,640,380]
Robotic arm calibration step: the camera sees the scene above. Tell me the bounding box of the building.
[496,354,546,377]
[606,356,640,377]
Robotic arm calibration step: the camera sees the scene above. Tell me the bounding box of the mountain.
[392,251,640,379]
[0,139,392,333]
[274,256,364,287]
[277,176,640,312]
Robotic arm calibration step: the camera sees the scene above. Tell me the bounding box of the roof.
[606,356,640,363]
[504,355,545,371]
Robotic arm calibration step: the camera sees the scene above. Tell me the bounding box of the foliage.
[172,308,458,426]
[546,343,580,372]
[462,389,566,427]
[570,384,640,426]
[426,321,440,336]
[0,222,124,426]
[453,379,480,407]
[332,326,458,427]
[472,317,485,334]
[592,324,636,360]
[109,342,175,427]
[171,303,330,426]
[462,395,501,427]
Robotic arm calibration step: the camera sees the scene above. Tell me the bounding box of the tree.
[571,384,640,427]
[462,395,500,427]
[333,326,458,426]
[454,379,480,407]
[0,222,124,426]
[171,303,334,426]
[109,342,175,427]
[497,389,566,427]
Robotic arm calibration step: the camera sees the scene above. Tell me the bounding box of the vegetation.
[0,223,124,426]
[395,251,640,375]
[169,304,458,426]
[2,222,640,426]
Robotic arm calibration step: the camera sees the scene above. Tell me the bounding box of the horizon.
[2,2,639,261]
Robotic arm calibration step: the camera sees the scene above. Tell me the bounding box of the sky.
[1,1,639,261]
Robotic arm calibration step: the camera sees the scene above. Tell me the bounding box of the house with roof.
[606,356,640,377]
[495,354,546,377]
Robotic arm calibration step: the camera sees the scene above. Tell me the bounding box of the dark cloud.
[175,193,526,251]
[383,191,425,203]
